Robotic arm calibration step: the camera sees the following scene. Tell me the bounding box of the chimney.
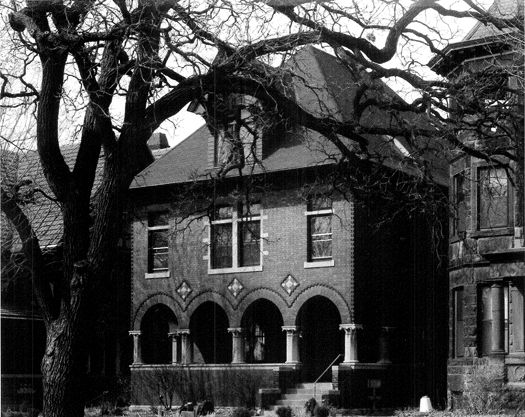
[147,132,169,150]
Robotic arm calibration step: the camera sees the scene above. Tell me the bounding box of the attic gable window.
[147,212,169,274]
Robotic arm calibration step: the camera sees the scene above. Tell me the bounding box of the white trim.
[304,260,334,269]
[208,265,263,275]
[304,209,333,216]
[145,271,170,279]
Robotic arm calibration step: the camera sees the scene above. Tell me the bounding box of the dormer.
[188,94,265,172]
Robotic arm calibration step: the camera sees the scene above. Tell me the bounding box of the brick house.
[429,0,525,406]
[128,46,449,409]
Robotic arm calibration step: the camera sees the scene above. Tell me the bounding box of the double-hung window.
[305,197,333,267]
[147,212,169,274]
[478,166,511,230]
[210,203,262,272]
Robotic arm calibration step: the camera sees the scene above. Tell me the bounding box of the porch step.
[267,382,333,411]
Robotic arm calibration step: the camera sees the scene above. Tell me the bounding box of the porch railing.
[313,353,342,399]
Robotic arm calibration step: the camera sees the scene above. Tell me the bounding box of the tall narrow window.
[238,203,261,267]
[452,172,467,236]
[148,213,169,272]
[307,197,333,262]
[211,206,233,269]
[480,283,510,356]
[478,167,510,229]
[454,288,464,358]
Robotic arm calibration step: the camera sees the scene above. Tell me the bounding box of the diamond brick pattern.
[228,278,244,298]
[281,274,299,295]
[176,281,192,301]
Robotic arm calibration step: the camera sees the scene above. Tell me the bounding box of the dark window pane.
[308,196,332,211]
[309,215,332,260]
[211,224,232,268]
[479,167,509,229]
[213,205,233,220]
[241,202,261,216]
[239,221,260,267]
[454,289,464,358]
[480,286,492,356]
[453,173,467,235]
[149,212,169,227]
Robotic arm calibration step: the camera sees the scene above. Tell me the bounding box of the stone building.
[127,47,449,409]
[429,0,524,406]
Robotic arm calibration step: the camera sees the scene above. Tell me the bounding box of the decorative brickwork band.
[282,326,301,364]
[339,323,362,364]
[228,327,245,363]
[129,330,142,364]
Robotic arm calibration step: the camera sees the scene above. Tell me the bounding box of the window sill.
[304,260,334,269]
[470,227,514,238]
[208,265,263,275]
[145,271,170,279]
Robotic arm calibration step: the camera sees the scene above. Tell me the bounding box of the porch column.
[228,327,245,363]
[179,329,191,364]
[168,332,179,364]
[340,324,362,364]
[378,326,395,364]
[491,284,505,354]
[282,326,300,364]
[129,330,142,364]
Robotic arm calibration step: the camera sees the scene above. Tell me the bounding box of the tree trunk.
[41,316,86,417]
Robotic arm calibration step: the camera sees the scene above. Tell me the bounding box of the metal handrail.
[313,353,342,399]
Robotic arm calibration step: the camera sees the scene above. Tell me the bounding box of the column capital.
[339,323,363,333]
[282,325,300,333]
[178,328,191,335]
[129,330,141,337]
[227,327,244,335]
[168,332,179,338]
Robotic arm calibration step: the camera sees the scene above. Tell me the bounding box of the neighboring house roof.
[2,140,168,251]
[428,0,522,73]
[131,46,447,190]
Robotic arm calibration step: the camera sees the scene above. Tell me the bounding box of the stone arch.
[287,284,351,325]
[236,288,288,327]
[185,290,236,327]
[140,304,178,364]
[132,292,184,330]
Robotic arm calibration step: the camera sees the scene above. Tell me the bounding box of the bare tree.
[0,1,523,416]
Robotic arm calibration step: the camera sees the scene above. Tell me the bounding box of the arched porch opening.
[141,304,178,364]
[296,295,342,381]
[190,301,231,363]
[241,299,285,363]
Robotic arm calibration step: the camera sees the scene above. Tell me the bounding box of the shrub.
[462,363,505,414]
[196,400,215,416]
[275,406,292,417]
[314,406,329,417]
[304,398,317,417]
[232,407,251,417]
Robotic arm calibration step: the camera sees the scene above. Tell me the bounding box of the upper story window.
[306,197,333,263]
[478,167,511,230]
[210,202,262,272]
[452,172,467,236]
[148,212,169,273]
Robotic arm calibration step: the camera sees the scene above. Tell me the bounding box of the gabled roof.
[2,143,166,251]
[428,0,522,74]
[131,46,447,190]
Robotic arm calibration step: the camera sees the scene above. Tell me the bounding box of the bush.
[304,398,317,417]
[232,407,251,417]
[314,406,329,417]
[196,400,214,416]
[275,406,292,417]
[462,363,505,414]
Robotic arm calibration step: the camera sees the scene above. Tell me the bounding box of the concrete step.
[281,393,328,401]
[296,383,332,390]
[284,388,331,395]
